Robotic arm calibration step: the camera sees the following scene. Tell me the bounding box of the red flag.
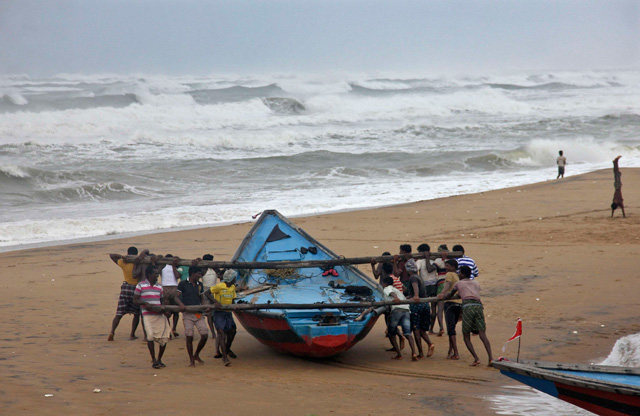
[502,318,522,352]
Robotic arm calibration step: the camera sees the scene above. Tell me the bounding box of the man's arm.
[132,249,150,279]
[437,281,455,300]
[425,258,436,273]
[410,281,420,302]
[370,260,380,279]
[175,284,186,311]
[109,253,122,264]
[133,293,144,307]
[392,255,401,278]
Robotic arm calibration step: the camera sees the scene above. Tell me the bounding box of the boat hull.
[235,310,380,358]
[494,359,640,416]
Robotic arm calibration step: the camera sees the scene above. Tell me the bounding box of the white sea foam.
[0,165,31,178]
[599,333,640,367]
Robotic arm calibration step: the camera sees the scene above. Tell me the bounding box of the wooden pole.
[143,297,439,313]
[118,252,463,270]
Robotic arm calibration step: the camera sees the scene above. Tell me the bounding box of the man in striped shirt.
[134,265,171,369]
[452,245,479,280]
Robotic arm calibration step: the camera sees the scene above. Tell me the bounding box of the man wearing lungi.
[452,266,493,367]
[134,265,171,369]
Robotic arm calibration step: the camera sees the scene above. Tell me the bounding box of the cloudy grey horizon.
[1,0,639,77]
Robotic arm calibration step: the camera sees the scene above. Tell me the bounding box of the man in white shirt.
[160,254,182,337]
[382,276,418,361]
[416,243,443,336]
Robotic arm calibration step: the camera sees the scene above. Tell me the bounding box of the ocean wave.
[262,97,306,114]
[188,84,285,104]
[0,165,31,179]
[486,82,595,91]
[33,182,153,203]
[599,333,640,367]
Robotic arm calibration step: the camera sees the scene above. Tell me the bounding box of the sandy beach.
[1,168,638,416]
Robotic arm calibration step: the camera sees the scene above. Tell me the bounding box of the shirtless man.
[452,266,493,367]
[611,156,626,218]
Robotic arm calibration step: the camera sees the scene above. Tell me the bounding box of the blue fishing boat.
[493,358,640,416]
[231,210,384,357]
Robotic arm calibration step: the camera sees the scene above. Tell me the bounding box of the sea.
[1,69,640,251]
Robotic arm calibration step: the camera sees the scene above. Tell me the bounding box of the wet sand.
[1,168,639,415]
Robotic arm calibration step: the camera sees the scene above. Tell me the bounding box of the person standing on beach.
[430,244,449,335]
[160,254,182,338]
[437,259,462,360]
[370,252,392,281]
[371,260,405,352]
[176,267,209,367]
[452,245,478,280]
[107,247,146,341]
[207,269,238,366]
[392,244,413,290]
[381,275,418,361]
[416,244,442,336]
[611,156,626,218]
[199,254,221,339]
[134,265,171,369]
[453,266,493,367]
[405,260,435,359]
[556,150,567,179]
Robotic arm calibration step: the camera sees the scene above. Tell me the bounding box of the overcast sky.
[1,0,638,76]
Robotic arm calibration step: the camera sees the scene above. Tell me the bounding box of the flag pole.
[517,337,521,363]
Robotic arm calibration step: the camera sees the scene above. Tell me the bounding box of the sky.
[1,0,639,76]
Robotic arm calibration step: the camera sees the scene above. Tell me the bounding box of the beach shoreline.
[2,168,639,415]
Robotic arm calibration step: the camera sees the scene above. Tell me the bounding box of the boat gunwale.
[231,209,381,293]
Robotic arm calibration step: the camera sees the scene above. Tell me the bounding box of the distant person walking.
[556,150,567,179]
[611,156,626,218]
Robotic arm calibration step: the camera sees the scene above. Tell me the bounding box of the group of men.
[371,243,493,367]
[108,247,240,368]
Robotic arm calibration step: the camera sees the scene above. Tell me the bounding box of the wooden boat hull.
[231,210,385,358]
[234,309,380,358]
[493,359,640,416]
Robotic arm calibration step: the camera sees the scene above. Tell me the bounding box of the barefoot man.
[108,247,146,341]
[134,265,171,369]
[206,269,238,366]
[453,266,493,367]
[176,267,209,367]
[381,275,419,361]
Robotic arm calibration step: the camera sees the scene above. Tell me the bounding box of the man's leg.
[129,314,140,339]
[109,315,123,340]
[478,330,493,366]
[157,343,167,367]
[186,336,195,366]
[147,341,157,367]
[217,329,229,365]
[226,327,237,359]
[172,313,180,336]
[388,332,402,359]
[413,328,424,358]
[463,333,480,365]
[436,301,444,335]
[194,335,208,364]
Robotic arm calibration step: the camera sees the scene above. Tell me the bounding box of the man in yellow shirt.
[206,269,238,366]
[107,247,147,341]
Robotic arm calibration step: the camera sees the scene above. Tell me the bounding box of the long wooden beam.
[119,252,462,270]
[143,297,439,312]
